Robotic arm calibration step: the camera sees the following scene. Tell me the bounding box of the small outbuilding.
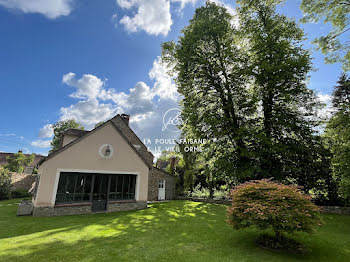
[30,114,175,216]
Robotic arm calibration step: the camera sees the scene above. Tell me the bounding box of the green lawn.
[0,199,349,262]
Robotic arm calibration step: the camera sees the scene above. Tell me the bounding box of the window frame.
[55,172,137,205]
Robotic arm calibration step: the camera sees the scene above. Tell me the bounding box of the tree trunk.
[275,231,283,243]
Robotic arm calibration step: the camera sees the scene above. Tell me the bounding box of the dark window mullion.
[81,175,86,201]
[122,175,125,200]
[64,175,69,203]
[128,175,131,199]
[114,176,119,200]
[107,175,111,202]
[132,175,136,199]
[90,175,95,202]
[73,175,78,201]
[99,175,103,201]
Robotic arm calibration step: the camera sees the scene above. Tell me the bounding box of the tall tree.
[237,0,321,185]
[5,152,35,173]
[162,1,257,180]
[301,0,350,71]
[177,138,198,192]
[50,119,84,153]
[332,73,350,108]
[326,73,350,200]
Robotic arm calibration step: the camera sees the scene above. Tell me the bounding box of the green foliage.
[163,1,323,189]
[325,73,350,200]
[301,0,350,71]
[186,184,230,199]
[332,73,350,109]
[0,167,12,200]
[50,119,84,153]
[237,0,321,184]
[227,179,323,241]
[94,121,105,128]
[11,189,32,199]
[188,183,210,198]
[162,1,257,180]
[213,185,230,200]
[183,170,194,192]
[5,152,34,173]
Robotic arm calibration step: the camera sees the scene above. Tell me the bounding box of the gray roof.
[62,129,90,137]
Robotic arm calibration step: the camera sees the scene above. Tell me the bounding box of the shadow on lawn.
[0,201,224,260]
[0,201,348,262]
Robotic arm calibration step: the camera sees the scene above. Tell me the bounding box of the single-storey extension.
[31,114,175,216]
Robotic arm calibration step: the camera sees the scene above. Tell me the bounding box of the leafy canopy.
[162,1,257,179]
[0,167,12,200]
[301,0,350,71]
[325,73,350,200]
[50,119,84,153]
[237,0,323,188]
[5,152,35,173]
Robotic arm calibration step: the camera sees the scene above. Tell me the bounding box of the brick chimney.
[120,114,130,126]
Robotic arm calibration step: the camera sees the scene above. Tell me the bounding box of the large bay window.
[55,172,136,204]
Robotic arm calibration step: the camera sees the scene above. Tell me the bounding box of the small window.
[158,180,164,189]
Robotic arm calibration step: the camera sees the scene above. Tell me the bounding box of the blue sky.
[0,0,344,156]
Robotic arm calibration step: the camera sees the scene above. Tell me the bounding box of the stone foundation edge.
[32,201,147,216]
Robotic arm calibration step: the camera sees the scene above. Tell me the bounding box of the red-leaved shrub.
[227,179,323,241]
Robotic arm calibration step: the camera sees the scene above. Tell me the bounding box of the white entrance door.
[158,179,165,200]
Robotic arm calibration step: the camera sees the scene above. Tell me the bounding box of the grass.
[0,199,349,262]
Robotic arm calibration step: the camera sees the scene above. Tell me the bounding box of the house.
[31,114,175,216]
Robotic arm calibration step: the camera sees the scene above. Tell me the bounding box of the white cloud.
[0,133,16,136]
[38,124,53,139]
[53,56,180,155]
[0,0,74,19]
[111,13,118,28]
[63,72,104,99]
[118,0,173,36]
[149,57,178,101]
[115,0,237,35]
[317,93,334,119]
[31,139,51,148]
[60,99,119,129]
[171,0,197,9]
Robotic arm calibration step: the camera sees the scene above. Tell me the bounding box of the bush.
[227,179,323,246]
[0,167,12,200]
[11,189,32,199]
[188,183,209,198]
[213,185,230,199]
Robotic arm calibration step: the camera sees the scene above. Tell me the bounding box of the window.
[55,172,137,204]
[109,175,136,200]
[56,172,93,204]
